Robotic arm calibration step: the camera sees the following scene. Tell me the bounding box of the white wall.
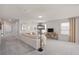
[46,19,69,42]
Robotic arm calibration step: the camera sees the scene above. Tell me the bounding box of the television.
[47,28,54,32]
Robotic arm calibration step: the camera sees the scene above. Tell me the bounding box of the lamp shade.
[37,23,45,30]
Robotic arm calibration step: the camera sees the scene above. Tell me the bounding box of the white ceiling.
[0,4,79,22]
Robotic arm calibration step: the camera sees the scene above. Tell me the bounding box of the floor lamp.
[37,23,45,52]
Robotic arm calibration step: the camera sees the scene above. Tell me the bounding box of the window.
[61,22,69,35]
[21,24,31,32]
[22,24,27,31]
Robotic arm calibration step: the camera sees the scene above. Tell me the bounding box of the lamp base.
[38,48,43,52]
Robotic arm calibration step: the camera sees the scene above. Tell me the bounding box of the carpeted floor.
[27,39,79,55]
[1,36,79,55]
[0,36,35,55]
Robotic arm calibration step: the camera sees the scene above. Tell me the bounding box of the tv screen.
[47,28,54,32]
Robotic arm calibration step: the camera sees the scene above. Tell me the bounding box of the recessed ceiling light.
[37,20,46,22]
[38,16,43,18]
